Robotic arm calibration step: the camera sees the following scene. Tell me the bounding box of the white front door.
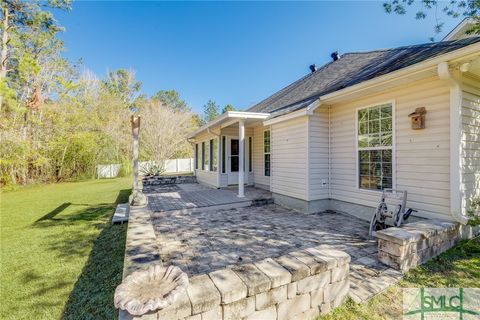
[226,136,250,185]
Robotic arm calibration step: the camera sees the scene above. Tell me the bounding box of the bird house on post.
[408,107,427,130]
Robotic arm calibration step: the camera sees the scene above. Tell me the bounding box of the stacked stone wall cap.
[376,227,422,245]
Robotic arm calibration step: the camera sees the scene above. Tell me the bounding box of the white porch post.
[238,119,245,197]
[217,136,221,188]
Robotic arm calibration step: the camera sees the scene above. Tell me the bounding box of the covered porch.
[187,111,270,197]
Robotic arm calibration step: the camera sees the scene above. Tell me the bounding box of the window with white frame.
[221,136,226,173]
[195,144,199,170]
[357,103,393,190]
[210,138,218,171]
[202,141,209,171]
[264,130,271,176]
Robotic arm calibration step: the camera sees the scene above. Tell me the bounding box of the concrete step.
[112,203,130,224]
[251,198,275,207]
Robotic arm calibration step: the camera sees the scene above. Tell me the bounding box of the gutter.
[263,100,321,126]
[328,105,331,200]
[437,61,468,225]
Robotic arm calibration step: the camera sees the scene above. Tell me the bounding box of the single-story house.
[187,29,480,223]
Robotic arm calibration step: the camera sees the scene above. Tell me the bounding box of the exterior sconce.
[408,107,427,130]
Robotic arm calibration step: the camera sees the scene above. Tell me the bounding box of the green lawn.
[320,237,480,320]
[0,178,132,320]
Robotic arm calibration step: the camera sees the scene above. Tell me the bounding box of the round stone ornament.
[114,265,188,316]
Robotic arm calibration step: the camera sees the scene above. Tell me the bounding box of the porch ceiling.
[187,111,269,139]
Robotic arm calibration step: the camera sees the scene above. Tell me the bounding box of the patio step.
[251,198,274,207]
[151,200,253,216]
[112,203,129,224]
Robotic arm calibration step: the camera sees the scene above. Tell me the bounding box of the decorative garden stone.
[114,265,188,316]
[129,189,148,207]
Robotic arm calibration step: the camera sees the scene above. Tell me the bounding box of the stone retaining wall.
[376,220,480,272]
[121,246,350,320]
[143,175,197,185]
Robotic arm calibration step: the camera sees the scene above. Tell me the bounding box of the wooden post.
[131,115,140,191]
[129,115,147,206]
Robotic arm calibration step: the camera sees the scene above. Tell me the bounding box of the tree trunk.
[57,144,68,181]
[0,3,9,112]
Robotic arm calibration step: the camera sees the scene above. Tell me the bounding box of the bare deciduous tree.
[140,101,194,173]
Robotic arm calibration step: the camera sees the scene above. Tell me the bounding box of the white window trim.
[355,100,396,193]
[263,129,271,177]
[210,138,219,172]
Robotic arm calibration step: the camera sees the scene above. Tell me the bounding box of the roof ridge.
[341,37,480,56]
[246,59,336,111]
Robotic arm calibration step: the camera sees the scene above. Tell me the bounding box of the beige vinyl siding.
[194,131,218,187]
[220,126,253,137]
[330,77,451,218]
[196,171,218,187]
[461,73,480,212]
[252,125,270,188]
[309,105,330,200]
[271,116,309,200]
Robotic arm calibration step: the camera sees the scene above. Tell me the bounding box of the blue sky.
[56,1,460,114]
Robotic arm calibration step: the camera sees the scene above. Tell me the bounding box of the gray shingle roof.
[247,37,480,117]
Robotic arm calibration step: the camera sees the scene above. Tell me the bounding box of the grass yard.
[0,177,132,320]
[320,237,480,319]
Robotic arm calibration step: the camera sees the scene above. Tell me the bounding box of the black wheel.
[376,202,387,223]
[369,202,387,236]
[374,221,386,231]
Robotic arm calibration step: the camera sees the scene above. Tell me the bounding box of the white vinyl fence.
[97,158,194,178]
[139,158,194,175]
[96,164,121,178]
[163,158,194,173]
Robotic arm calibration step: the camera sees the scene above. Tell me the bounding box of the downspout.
[328,105,332,200]
[437,61,467,224]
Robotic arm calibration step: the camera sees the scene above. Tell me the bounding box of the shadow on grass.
[23,188,131,319]
[58,188,131,320]
[32,191,130,260]
[35,202,72,222]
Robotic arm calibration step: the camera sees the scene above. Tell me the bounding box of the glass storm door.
[230,139,239,172]
[227,137,249,185]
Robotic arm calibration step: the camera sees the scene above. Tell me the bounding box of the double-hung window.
[357,103,393,190]
[264,130,271,176]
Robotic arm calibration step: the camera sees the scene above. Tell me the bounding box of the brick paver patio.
[149,198,402,302]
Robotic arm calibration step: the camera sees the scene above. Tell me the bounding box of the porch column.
[238,119,245,197]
